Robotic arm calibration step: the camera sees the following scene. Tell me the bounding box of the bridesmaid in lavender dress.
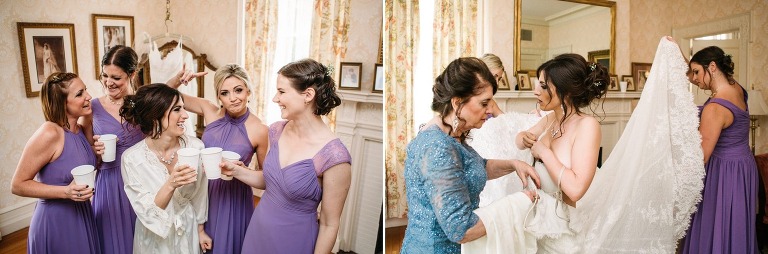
[81,45,143,254]
[170,64,268,253]
[222,59,352,253]
[11,73,101,254]
[683,46,758,253]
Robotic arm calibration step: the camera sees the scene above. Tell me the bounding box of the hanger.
[143,0,193,44]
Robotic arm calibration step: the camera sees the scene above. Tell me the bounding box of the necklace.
[149,141,177,165]
[551,126,562,138]
[108,97,123,105]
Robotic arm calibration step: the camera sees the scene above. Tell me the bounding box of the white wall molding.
[0,199,36,237]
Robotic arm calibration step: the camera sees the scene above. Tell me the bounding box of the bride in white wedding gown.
[465,37,705,253]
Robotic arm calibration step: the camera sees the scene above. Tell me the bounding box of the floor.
[0,196,263,254]
[384,226,405,254]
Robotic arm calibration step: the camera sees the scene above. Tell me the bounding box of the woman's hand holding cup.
[169,164,197,188]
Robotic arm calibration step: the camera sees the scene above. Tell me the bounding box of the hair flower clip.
[325,65,334,77]
[590,63,597,72]
[594,82,601,87]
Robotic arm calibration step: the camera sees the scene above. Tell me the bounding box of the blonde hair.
[480,53,504,72]
[213,64,252,104]
[41,72,79,129]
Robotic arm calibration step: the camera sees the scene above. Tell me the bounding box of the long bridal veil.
[469,37,704,253]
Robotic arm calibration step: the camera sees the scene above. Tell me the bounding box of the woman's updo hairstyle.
[277,59,341,116]
[431,57,497,141]
[101,45,139,89]
[690,46,736,85]
[119,84,182,139]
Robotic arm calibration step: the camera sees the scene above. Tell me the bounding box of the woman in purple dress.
[683,46,759,253]
[80,45,144,254]
[170,64,268,253]
[11,72,101,254]
[221,59,352,253]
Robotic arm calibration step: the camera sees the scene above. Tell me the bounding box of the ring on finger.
[78,193,83,197]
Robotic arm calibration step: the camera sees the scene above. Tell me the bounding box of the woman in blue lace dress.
[400,57,539,253]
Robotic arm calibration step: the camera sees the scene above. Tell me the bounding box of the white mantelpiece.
[334,90,383,254]
[494,91,642,161]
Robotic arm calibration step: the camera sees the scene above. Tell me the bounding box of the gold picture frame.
[339,62,363,90]
[588,49,610,71]
[92,14,135,79]
[17,22,78,98]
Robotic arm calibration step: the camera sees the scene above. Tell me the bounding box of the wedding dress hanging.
[466,37,705,253]
[148,38,199,137]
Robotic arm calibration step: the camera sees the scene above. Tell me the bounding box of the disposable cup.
[200,147,223,179]
[177,147,201,178]
[100,134,118,162]
[71,165,96,187]
[220,151,241,180]
[620,81,628,92]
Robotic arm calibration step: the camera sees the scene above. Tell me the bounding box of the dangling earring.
[452,117,459,133]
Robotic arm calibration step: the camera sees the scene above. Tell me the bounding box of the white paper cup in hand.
[200,147,223,180]
[100,134,118,162]
[177,148,201,180]
[220,151,241,180]
[71,165,96,187]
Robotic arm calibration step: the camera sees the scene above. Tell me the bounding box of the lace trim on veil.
[569,37,705,253]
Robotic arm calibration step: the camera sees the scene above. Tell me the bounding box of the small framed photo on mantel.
[339,62,362,90]
[372,63,383,93]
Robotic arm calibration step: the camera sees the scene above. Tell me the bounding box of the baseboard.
[0,199,36,237]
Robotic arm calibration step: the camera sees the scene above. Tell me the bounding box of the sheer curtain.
[261,0,313,125]
[244,0,278,120]
[385,0,419,219]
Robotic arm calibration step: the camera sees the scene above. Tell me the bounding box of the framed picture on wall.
[621,75,636,91]
[516,73,532,91]
[372,63,383,93]
[608,75,619,91]
[631,62,652,91]
[92,14,134,79]
[339,62,362,90]
[17,22,78,98]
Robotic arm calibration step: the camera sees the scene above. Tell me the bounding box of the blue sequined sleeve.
[420,138,480,243]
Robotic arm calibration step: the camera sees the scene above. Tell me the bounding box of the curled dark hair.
[101,45,139,89]
[277,59,341,115]
[537,54,608,137]
[41,72,79,129]
[432,57,498,142]
[690,46,736,85]
[119,84,182,139]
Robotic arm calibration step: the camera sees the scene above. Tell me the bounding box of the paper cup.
[71,165,96,187]
[619,81,628,93]
[220,151,241,180]
[177,147,201,177]
[100,134,118,162]
[200,147,223,179]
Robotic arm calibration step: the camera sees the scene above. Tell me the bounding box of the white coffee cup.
[71,165,96,187]
[177,147,201,179]
[220,151,241,181]
[200,147,223,180]
[100,134,118,162]
[619,81,628,93]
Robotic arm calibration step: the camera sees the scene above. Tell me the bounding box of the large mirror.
[514,0,615,75]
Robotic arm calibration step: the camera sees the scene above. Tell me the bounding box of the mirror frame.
[514,0,616,75]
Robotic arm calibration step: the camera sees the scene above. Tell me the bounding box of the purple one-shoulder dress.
[201,110,256,254]
[683,95,759,253]
[91,98,144,254]
[27,128,101,254]
[241,121,351,253]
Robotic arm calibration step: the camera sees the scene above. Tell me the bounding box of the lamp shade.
[748,90,768,116]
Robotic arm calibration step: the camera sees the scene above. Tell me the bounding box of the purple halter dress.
[201,110,257,254]
[27,128,101,254]
[240,121,351,253]
[683,95,759,253]
[91,98,144,254]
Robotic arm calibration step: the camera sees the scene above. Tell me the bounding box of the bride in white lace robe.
[466,37,704,253]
